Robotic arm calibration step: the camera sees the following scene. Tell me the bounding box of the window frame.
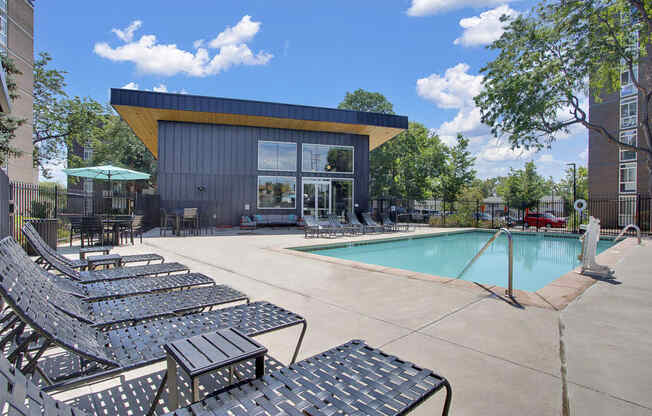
[619,129,637,162]
[619,162,637,194]
[620,96,637,130]
[257,140,297,172]
[618,194,637,227]
[301,143,355,174]
[620,65,638,97]
[256,175,297,210]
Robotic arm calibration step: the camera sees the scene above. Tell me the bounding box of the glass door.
[302,182,316,217]
[303,179,331,219]
[316,182,330,219]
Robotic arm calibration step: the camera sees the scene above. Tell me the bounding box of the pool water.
[302,231,614,292]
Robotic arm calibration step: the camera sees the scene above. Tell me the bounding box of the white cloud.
[477,138,535,162]
[193,39,204,49]
[121,81,139,90]
[454,5,518,47]
[579,148,588,161]
[407,0,514,16]
[94,17,272,77]
[538,154,556,163]
[152,83,168,92]
[38,160,67,185]
[208,15,261,48]
[111,20,142,43]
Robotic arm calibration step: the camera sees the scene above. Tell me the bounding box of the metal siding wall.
[158,121,370,225]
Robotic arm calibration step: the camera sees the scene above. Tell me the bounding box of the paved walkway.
[56,228,651,415]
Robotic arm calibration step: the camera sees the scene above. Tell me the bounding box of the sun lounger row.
[0,224,450,415]
[303,212,412,238]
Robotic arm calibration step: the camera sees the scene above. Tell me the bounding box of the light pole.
[567,163,576,232]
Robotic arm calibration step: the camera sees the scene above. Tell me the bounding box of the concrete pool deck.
[54,227,651,415]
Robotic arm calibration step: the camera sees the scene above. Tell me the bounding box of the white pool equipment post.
[579,216,614,278]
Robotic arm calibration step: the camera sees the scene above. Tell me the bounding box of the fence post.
[54,185,58,218]
[491,203,495,229]
[475,199,479,228]
[442,201,446,226]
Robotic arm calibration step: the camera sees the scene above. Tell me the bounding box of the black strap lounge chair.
[0,238,307,390]
[382,214,410,232]
[0,338,451,416]
[2,238,249,327]
[362,211,388,232]
[23,222,163,270]
[22,224,188,283]
[302,215,336,238]
[327,213,359,236]
[355,211,381,233]
[347,211,370,234]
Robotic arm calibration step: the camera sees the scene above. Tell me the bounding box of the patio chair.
[68,215,82,247]
[0,338,451,416]
[160,208,176,236]
[302,215,336,238]
[80,216,104,247]
[327,213,359,236]
[240,215,257,230]
[182,208,199,236]
[1,238,249,327]
[347,211,368,234]
[23,222,166,272]
[362,211,388,232]
[0,238,307,390]
[382,214,410,232]
[120,214,146,244]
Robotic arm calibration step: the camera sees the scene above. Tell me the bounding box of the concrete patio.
[54,227,652,415]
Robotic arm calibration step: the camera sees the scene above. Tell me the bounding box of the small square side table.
[85,254,122,270]
[150,328,267,414]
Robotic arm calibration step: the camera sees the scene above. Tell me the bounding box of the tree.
[0,55,25,163]
[88,112,157,188]
[475,0,652,194]
[559,165,588,201]
[498,161,545,208]
[337,89,395,114]
[33,52,105,177]
[436,135,476,201]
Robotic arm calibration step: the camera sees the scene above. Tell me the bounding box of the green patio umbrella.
[62,165,150,214]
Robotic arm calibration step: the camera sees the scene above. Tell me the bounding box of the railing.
[613,223,642,245]
[458,228,515,297]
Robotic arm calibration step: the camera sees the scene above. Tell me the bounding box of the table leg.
[192,376,200,403]
[255,355,265,379]
[167,355,179,410]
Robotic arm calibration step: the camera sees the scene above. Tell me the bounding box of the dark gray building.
[110,89,407,226]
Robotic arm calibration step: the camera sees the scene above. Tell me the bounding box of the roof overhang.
[110,89,407,159]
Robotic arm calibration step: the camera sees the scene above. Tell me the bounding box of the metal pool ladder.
[457,228,515,297]
[613,224,641,245]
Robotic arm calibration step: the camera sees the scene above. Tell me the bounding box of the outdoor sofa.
[252,213,299,226]
[0,336,452,416]
[23,222,163,270]
[0,236,307,390]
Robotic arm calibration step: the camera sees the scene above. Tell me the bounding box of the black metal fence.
[370,195,651,237]
[9,181,146,246]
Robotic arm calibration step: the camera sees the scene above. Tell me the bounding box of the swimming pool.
[299,231,614,292]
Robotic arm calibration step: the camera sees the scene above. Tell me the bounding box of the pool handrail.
[613,224,641,245]
[457,228,514,298]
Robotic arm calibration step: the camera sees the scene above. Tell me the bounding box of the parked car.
[524,212,567,228]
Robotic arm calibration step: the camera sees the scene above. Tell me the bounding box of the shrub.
[29,201,52,218]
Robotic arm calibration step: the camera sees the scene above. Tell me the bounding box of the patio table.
[102,219,132,245]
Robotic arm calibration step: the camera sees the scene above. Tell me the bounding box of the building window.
[620,96,637,130]
[620,66,638,97]
[620,130,637,162]
[83,145,93,161]
[619,195,636,227]
[257,176,296,209]
[302,144,353,173]
[257,141,296,171]
[330,179,354,218]
[0,4,6,52]
[619,162,636,193]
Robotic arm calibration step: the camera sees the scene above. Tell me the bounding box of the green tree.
[337,88,395,114]
[498,161,545,208]
[436,135,476,201]
[33,52,105,177]
[0,55,25,163]
[558,165,588,202]
[475,0,652,194]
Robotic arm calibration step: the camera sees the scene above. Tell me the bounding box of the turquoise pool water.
[302,231,614,292]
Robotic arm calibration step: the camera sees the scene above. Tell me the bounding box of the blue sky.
[35,0,587,183]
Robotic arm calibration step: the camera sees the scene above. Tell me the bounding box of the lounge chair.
[361,211,385,232]
[0,237,307,389]
[327,213,359,236]
[2,238,249,327]
[302,215,336,238]
[0,336,452,416]
[347,211,369,234]
[23,222,163,270]
[22,223,189,283]
[1,237,214,302]
[382,214,410,232]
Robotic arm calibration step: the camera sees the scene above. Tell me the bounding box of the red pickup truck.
[524,213,567,228]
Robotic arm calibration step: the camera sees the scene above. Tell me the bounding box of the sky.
[35,0,588,184]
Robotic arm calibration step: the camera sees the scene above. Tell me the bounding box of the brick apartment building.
[1,0,35,183]
[588,39,651,228]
